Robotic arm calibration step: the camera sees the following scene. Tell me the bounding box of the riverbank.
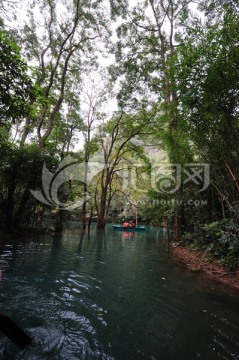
[172,244,239,290]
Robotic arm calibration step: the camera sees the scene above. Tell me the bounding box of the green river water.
[0,224,239,360]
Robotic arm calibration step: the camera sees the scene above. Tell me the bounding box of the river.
[0,224,239,360]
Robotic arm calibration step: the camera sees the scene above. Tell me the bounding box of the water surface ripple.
[0,225,239,360]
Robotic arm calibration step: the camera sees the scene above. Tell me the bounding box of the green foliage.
[0,30,35,123]
[174,14,239,146]
[0,0,238,240]
[0,143,58,230]
[140,193,173,226]
[161,0,239,240]
[84,138,100,157]
[182,219,239,270]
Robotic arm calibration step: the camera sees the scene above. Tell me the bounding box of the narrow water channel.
[0,224,239,360]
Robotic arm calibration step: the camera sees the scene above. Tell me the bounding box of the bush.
[182,219,239,270]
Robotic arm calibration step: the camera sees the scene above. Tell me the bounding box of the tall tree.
[111,0,194,130]
[173,0,239,217]
[94,108,156,228]
[80,77,109,228]
[111,0,196,237]
[13,0,110,148]
[0,0,111,231]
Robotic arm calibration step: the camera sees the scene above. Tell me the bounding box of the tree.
[0,0,111,232]
[0,144,56,231]
[111,0,194,127]
[173,1,239,218]
[76,75,111,228]
[0,30,35,125]
[94,108,156,228]
[111,0,196,237]
[14,0,110,148]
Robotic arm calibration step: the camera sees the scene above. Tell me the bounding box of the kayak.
[113,225,145,231]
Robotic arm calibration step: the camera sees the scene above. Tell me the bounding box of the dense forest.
[0,0,239,269]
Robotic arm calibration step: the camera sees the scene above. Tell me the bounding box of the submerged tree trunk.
[55,207,63,232]
[96,215,106,228]
[82,159,88,230]
[4,171,17,232]
[96,187,107,228]
[88,206,93,229]
[82,200,87,229]
[12,189,31,230]
[13,177,37,230]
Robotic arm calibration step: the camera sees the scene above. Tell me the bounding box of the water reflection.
[0,225,239,360]
[123,231,134,239]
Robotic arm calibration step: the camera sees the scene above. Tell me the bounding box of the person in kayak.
[129,220,135,228]
[123,220,130,228]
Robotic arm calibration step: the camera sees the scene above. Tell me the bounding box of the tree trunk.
[4,172,17,232]
[82,142,89,229]
[82,163,88,229]
[13,176,38,230]
[55,207,63,232]
[82,200,87,229]
[97,187,107,228]
[96,215,106,228]
[12,189,31,230]
[88,206,93,229]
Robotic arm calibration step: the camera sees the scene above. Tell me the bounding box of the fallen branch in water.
[0,313,35,349]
